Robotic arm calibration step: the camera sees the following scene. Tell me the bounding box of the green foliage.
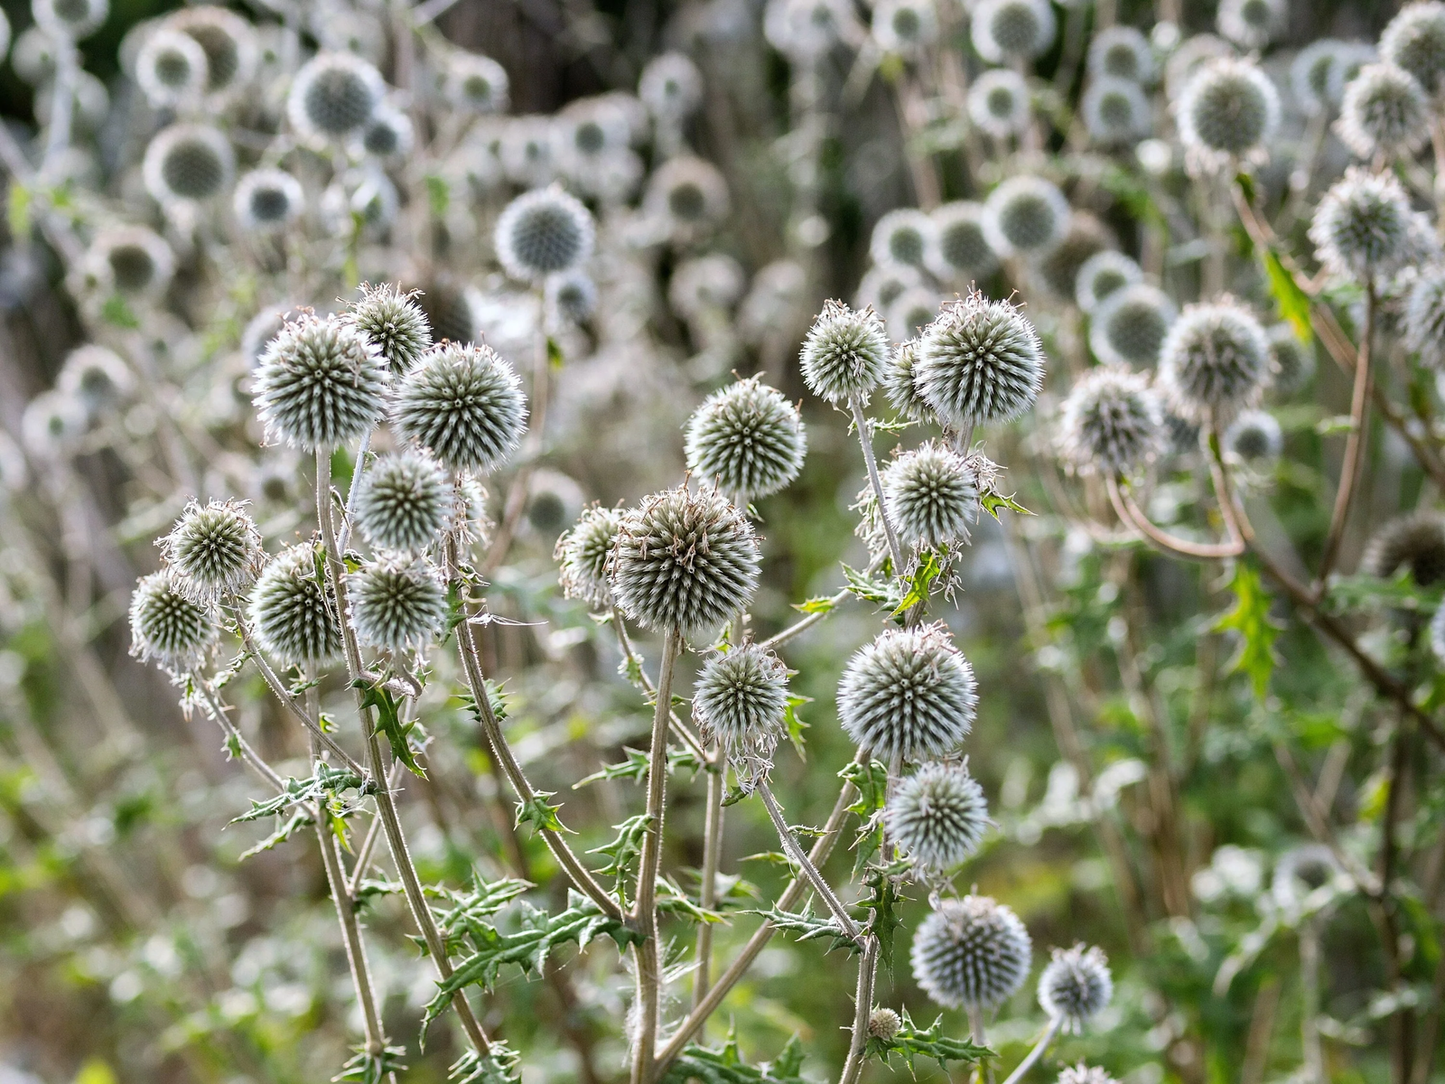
[355,678,425,776]
[588,812,652,887]
[449,1043,521,1084]
[573,746,704,787]
[752,905,860,954]
[1214,562,1283,700]
[336,1045,410,1084]
[864,1009,992,1071]
[661,1032,809,1084]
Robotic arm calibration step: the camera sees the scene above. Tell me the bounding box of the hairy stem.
[691,764,725,1013]
[850,395,906,574]
[757,781,861,942]
[837,936,879,1084]
[1106,476,1242,561]
[998,1017,1062,1084]
[610,606,707,759]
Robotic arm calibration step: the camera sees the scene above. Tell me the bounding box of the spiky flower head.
[1271,843,1343,913]
[393,342,527,474]
[970,0,1056,64]
[22,391,86,457]
[1156,301,1269,424]
[1224,409,1282,463]
[555,505,623,608]
[129,570,218,671]
[887,289,942,344]
[692,644,789,783]
[347,558,448,652]
[1291,40,1351,116]
[866,1009,902,1041]
[967,69,1032,139]
[494,186,596,281]
[348,284,433,373]
[143,124,235,205]
[884,340,934,421]
[1381,3,1445,93]
[1059,365,1164,478]
[872,0,938,55]
[1338,64,1429,159]
[871,209,936,270]
[1075,251,1142,314]
[1405,265,1445,368]
[982,175,1071,258]
[1089,283,1176,368]
[253,313,389,451]
[644,156,730,239]
[685,378,807,499]
[83,226,174,300]
[886,761,989,872]
[1314,169,1436,285]
[248,543,341,669]
[799,300,890,404]
[1216,0,1284,50]
[136,27,208,108]
[57,344,132,417]
[1363,512,1445,585]
[444,52,509,113]
[360,107,414,159]
[1038,945,1112,1032]
[839,624,977,762]
[609,486,761,638]
[1088,26,1154,84]
[1036,214,1113,301]
[1082,77,1150,145]
[670,255,747,318]
[929,201,999,282]
[233,168,304,232]
[1266,325,1315,395]
[639,51,703,119]
[161,500,263,601]
[287,52,384,142]
[546,271,598,326]
[33,0,107,40]
[915,291,1046,427]
[353,450,453,554]
[168,5,257,97]
[911,895,1032,1010]
[1176,58,1279,160]
[883,441,979,550]
[1058,1066,1120,1084]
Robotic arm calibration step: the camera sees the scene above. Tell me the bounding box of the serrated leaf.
[573,746,703,788]
[980,490,1033,519]
[587,812,652,886]
[892,551,944,616]
[661,1038,811,1084]
[749,905,859,954]
[861,871,905,977]
[229,765,367,825]
[783,694,811,759]
[1214,562,1283,700]
[843,563,900,608]
[434,872,533,947]
[355,679,425,777]
[792,596,837,615]
[515,792,569,834]
[448,1042,520,1084]
[238,810,314,860]
[865,1008,993,1072]
[1262,247,1314,345]
[656,878,726,924]
[334,1044,409,1084]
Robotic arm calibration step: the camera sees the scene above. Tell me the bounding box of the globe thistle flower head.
[348,284,433,374]
[885,760,990,872]
[608,486,761,638]
[871,208,936,270]
[1291,40,1349,115]
[1176,58,1280,163]
[130,570,217,671]
[1157,300,1270,424]
[856,265,925,314]
[523,471,585,539]
[143,124,235,206]
[1088,26,1154,84]
[83,226,174,301]
[1271,843,1344,913]
[248,542,341,669]
[287,52,384,143]
[555,505,623,608]
[233,168,304,232]
[444,52,509,113]
[360,107,415,159]
[347,558,448,653]
[494,186,596,281]
[929,202,999,282]
[353,450,453,554]
[839,624,977,762]
[1075,251,1142,313]
[685,378,807,499]
[12,26,56,87]
[1265,324,1315,395]
[160,499,263,602]
[882,441,979,550]
[967,69,1032,139]
[393,342,527,474]
[692,644,789,784]
[1309,168,1422,284]
[1082,77,1151,145]
[33,0,107,40]
[1405,265,1445,369]
[411,276,480,347]
[1058,1066,1119,1084]
[914,290,1047,426]
[872,0,938,56]
[1089,283,1177,369]
[1381,3,1445,94]
[982,175,1070,258]
[764,0,855,60]
[884,340,935,422]
[971,0,1056,63]
[1216,0,1284,50]
[1338,64,1429,159]
[644,157,730,240]
[867,1009,902,1041]
[1038,214,1116,301]
[1363,512,1445,585]
[670,255,747,319]
[799,300,890,404]
[136,27,208,108]
[911,895,1032,1009]
[57,344,132,418]
[1059,365,1164,478]
[1039,945,1112,1032]
[1163,33,1233,100]
[168,5,257,96]
[253,313,388,451]
[499,117,556,188]
[639,52,703,120]
[22,391,86,457]
[887,289,941,345]
[545,271,598,327]
[1224,409,1283,463]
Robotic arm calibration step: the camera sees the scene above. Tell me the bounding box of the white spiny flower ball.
[1059,365,1164,478]
[1176,57,1279,161]
[12,26,58,88]
[169,5,257,98]
[1163,33,1233,100]
[1310,168,1428,284]
[1291,40,1350,115]
[1224,409,1283,463]
[838,624,977,762]
[161,500,264,602]
[1265,325,1315,395]
[498,117,556,188]
[1363,512,1445,585]
[867,1009,902,1041]
[971,0,1056,64]
[348,284,433,374]
[1039,213,1115,301]
[685,377,807,499]
[1157,300,1270,424]
[871,208,936,271]
[671,255,747,319]
[136,27,208,108]
[129,570,217,671]
[393,342,528,475]
[1405,265,1445,368]
[57,344,132,418]
[444,52,509,113]
[347,558,448,653]
[545,271,598,327]
[360,107,415,160]
[884,340,934,421]
[799,300,890,404]
[22,390,85,457]
[288,52,384,143]
[885,761,990,872]
[887,288,942,344]
[143,124,235,206]
[233,168,304,232]
[1088,26,1154,84]
[872,0,938,56]
[915,291,1046,427]
[554,96,631,170]
[1271,844,1343,913]
[1338,64,1429,159]
[1038,945,1113,1033]
[856,264,925,314]
[556,505,623,608]
[253,313,388,451]
[639,51,703,120]
[644,156,730,239]
[494,186,595,281]
[82,226,174,302]
[967,68,1032,139]
[1381,2,1445,94]
[982,175,1071,258]
[692,644,789,778]
[911,895,1032,1010]
[248,543,341,669]
[1089,283,1176,368]
[609,486,761,638]
[1216,0,1284,50]
[524,470,586,538]
[1082,77,1151,144]
[882,441,979,550]
[1074,251,1142,314]
[929,202,1000,282]
[764,0,855,60]
[33,0,107,40]
[353,450,453,554]
[1058,1066,1120,1084]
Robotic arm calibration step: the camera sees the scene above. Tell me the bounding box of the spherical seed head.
[1177,58,1279,159]
[445,52,509,113]
[692,644,789,778]
[1058,1065,1120,1084]
[57,344,132,417]
[1075,251,1142,314]
[360,107,414,159]
[1312,169,1437,284]
[143,124,235,205]
[169,5,257,95]
[930,201,999,282]
[1338,64,1429,159]
[1405,265,1445,368]
[161,499,263,601]
[546,271,598,326]
[1082,77,1150,144]
[494,186,595,281]
[670,255,747,319]
[871,209,936,270]
[349,284,434,374]
[33,0,107,40]
[1089,284,1176,368]
[392,341,528,474]
[839,624,977,762]
[684,378,807,499]
[967,69,1032,139]
[129,570,218,671]
[885,761,990,872]
[1266,325,1315,395]
[645,156,730,237]
[248,542,341,669]
[1217,0,1284,50]
[1035,213,1113,301]
[1039,944,1112,1032]
[287,52,384,142]
[971,0,1056,63]
[354,450,453,554]
[136,27,208,108]
[233,168,304,232]
[555,505,623,608]
[915,291,1046,427]
[22,390,86,456]
[1224,409,1282,462]
[1088,26,1153,84]
[86,226,174,299]
[1291,40,1348,116]
[253,313,389,451]
[1363,512,1445,585]
[639,51,704,119]
[867,1008,902,1041]
[873,0,937,55]
[1059,365,1165,478]
[1382,2,1445,93]
[883,441,979,550]
[347,558,448,652]
[1157,301,1269,424]
[411,276,480,346]
[1271,843,1342,912]
[884,340,935,422]
[887,289,942,344]
[609,486,761,638]
[982,175,1071,258]
[911,895,1032,1010]
[799,300,890,404]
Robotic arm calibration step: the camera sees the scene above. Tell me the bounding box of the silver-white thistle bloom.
[1337,63,1429,160]
[393,342,527,475]
[57,344,133,418]
[22,390,85,457]
[1059,365,1164,478]
[248,543,341,669]
[253,313,389,451]
[1271,844,1344,914]
[839,624,977,762]
[1082,77,1151,145]
[763,0,855,60]
[883,340,934,421]
[359,107,415,160]
[524,470,585,538]
[692,644,789,783]
[1404,265,1445,368]
[1265,325,1315,395]
[160,500,263,602]
[970,0,1056,64]
[639,51,703,120]
[136,27,209,109]
[1089,283,1176,368]
[885,761,990,872]
[685,377,807,499]
[886,288,941,345]
[871,209,936,271]
[82,226,174,301]
[982,175,1071,258]
[914,291,1046,427]
[555,505,623,608]
[882,441,979,549]
[670,255,747,319]
[911,895,1032,1010]
[1038,944,1113,1033]
[1087,26,1154,84]
[929,201,1000,282]
[287,52,385,143]
[353,450,453,554]
[1309,168,1430,284]
[856,264,925,314]
[545,271,598,327]
[347,558,448,652]
[1224,409,1283,463]
[1176,57,1279,162]
[33,0,107,40]
[494,186,596,281]
[1157,300,1270,424]
[872,0,938,56]
[1058,1065,1120,1084]
[1216,0,1284,50]
[348,284,433,374]
[233,168,304,233]
[130,570,218,671]
[143,124,235,206]
[799,300,890,404]
[1291,39,1351,116]
[1074,251,1142,314]
[867,1009,902,1041]
[168,6,257,98]
[444,52,510,113]
[1381,2,1445,94]
[1362,512,1445,585]
[967,69,1032,139]
[644,156,730,240]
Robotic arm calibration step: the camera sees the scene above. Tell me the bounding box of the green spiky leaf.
[1214,561,1283,700]
[355,679,424,776]
[865,1008,993,1072]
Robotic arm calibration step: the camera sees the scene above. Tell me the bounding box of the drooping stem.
[691,764,725,1013]
[1315,287,1375,589]
[757,781,861,942]
[837,936,879,1084]
[850,394,906,574]
[998,1017,1063,1084]
[1105,476,1243,561]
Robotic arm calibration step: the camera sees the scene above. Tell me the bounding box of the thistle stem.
[850,395,906,574]
[336,429,372,553]
[838,936,879,1084]
[1314,287,1374,591]
[610,606,707,759]
[999,1017,1062,1084]
[691,764,725,1013]
[757,781,861,943]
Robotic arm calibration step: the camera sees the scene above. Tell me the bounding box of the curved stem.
[1105,477,1243,561]
[1316,288,1375,589]
[757,781,861,942]
[610,606,707,759]
[850,395,906,574]
[999,1018,1062,1084]
[837,936,879,1084]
